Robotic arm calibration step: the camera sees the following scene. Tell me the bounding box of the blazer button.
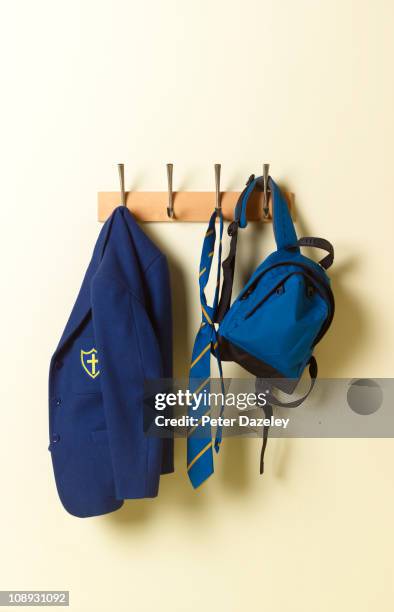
[52,434,60,444]
[55,397,62,407]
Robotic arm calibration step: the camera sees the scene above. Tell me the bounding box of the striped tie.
[187,209,223,489]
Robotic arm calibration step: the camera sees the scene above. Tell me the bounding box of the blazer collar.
[54,209,116,356]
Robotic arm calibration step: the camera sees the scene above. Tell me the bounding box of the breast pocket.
[72,336,102,394]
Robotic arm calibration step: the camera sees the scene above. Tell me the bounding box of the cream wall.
[1,0,394,610]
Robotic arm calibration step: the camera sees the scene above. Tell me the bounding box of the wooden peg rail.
[97,190,295,223]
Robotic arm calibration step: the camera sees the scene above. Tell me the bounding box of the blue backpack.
[215,174,335,467]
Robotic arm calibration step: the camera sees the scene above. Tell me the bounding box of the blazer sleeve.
[145,255,174,474]
[91,273,164,500]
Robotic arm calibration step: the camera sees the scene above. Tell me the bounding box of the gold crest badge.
[80,348,100,379]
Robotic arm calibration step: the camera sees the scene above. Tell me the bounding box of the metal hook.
[118,163,126,207]
[262,163,270,218]
[166,163,174,218]
[214,163,221,212]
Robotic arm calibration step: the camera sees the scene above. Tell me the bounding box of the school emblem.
[80,348,100,379]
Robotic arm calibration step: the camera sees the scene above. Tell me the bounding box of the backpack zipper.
[238,261,334,344]
[244,271,321,320]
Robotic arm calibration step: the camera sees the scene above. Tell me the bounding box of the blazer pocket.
[72,336,102,394]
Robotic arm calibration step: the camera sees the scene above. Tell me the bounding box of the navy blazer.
[49,207,173,517]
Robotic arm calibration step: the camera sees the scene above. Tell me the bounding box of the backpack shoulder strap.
[235,176,298,249]
[215,175,254,322]
[270,179,298,250]
[216,174,297,322]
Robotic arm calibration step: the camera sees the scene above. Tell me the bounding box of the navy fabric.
[220,176,334,380]
[48,207,173,518]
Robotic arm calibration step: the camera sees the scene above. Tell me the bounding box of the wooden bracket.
[98,190,295,222]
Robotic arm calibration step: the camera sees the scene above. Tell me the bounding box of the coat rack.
[97,164,295,223]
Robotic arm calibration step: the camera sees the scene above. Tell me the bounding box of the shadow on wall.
[105,199,371,526]
[295,206,370,377]
[104,436,293,529]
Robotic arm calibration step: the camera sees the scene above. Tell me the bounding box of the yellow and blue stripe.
[187,209,224,488]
